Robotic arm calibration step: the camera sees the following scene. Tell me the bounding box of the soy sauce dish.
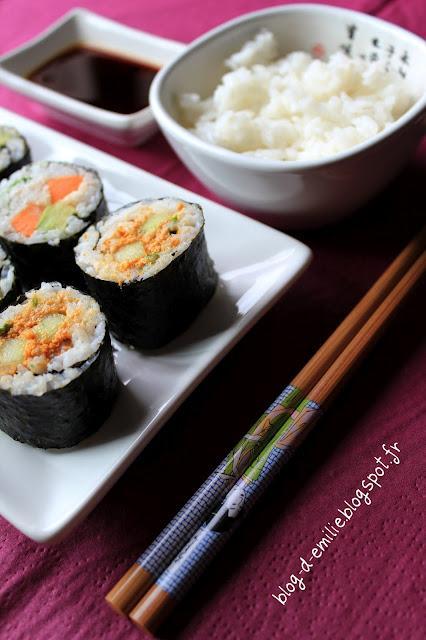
[0,9,184,145]
[150,4,426,228]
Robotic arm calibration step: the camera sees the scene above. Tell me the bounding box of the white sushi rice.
[75,198,203,283]
[0,161,103,245]
[179,30,416,161]
[0,126,27,173]
[0,282,105,395]
[0,245,14,301]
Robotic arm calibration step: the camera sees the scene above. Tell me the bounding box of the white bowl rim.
[150,3,426,172]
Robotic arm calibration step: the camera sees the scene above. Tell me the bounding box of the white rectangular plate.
[0,107,311,543]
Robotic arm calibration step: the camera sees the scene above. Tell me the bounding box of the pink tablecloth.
[0,1,425,639]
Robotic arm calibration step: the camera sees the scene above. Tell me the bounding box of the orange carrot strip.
[11,203,44,237]
[47,175,83,203]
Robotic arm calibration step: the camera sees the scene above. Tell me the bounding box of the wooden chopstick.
[129,248,425,634]
[293,229,425,390]
[106,230,425,616]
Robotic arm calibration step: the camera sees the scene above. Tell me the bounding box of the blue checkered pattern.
[157,446,295,597]
[158,399,321,599]
[138,384,300,575]
[138,474,228,575]
[158,526,222,595]
[267,384,298,412]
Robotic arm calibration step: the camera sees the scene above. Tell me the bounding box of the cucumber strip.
[35,314,65,340]
[140,212,170,234]
[115,242,146,263]
[0,337,26,367]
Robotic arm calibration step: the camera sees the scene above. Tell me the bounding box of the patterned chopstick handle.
[154,399,321,600]
[137,385,302,577]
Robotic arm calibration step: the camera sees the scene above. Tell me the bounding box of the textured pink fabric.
[0,1,425,639]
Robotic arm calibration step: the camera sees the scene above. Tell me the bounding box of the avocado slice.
[0,130,13,146]
[140,212,171,235]
[146,253,159,263]
[7,176,31,190]
[35,314,65,340]
[115,242,146,263]
[0,337,26,367]
[0,321,12,335]
[37,202,75,232]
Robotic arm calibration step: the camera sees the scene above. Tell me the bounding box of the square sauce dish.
[0,9,184,145]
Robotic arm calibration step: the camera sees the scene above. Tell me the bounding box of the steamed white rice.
[75,198,203,284]
[179,30,417,161]
[0,245,14,301]
[0,126,27,173]
[0,161,102,245]
[0,282,105,395]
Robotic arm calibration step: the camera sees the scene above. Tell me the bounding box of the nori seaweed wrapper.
[80,210,218,349]
[0,330,119,449]
[3,194,107,291]
[0,134,31,181]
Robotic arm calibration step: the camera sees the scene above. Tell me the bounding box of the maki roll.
[0,161,107,289]
[0,126,31,181]
[0,282,119,449]
[0,244,20,312]
[75,198,218,349]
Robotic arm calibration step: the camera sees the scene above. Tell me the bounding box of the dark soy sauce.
[29,45,159,114]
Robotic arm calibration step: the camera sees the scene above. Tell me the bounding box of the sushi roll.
[0,282,119,449]
[75,198,218,349]
[0,244,20,312]
[0,126,31,181]
[0,161,107,289]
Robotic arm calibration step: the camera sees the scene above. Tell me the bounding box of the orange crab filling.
[101,206,183,275]
[0,292,81,376]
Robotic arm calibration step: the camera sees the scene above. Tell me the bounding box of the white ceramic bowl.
[0,9,184,146]
[150,4,426,228]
